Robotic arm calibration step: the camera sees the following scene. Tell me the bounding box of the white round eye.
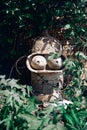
[56,60,58,64]
[37,60,40,63]
[31,55,47,70]
[47,57,63,70]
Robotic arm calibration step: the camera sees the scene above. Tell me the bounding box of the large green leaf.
[18,113,41,129]
[75,51,87,60]
[43,123,67,130]
[64,113,74,126]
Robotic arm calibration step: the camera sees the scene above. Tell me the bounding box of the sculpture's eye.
[56,61,58,64]
[37,60,40,63]
[30,55,47,70]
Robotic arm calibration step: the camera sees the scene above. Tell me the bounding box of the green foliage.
[75,51,87,61]
[63,53,87,129]
[64,57,83,100]
[0,51,87,130]
[63,104,87,130]
[0,0,87,129]
[0,75,34,129]
[0,75,41,130]
[48,52,61,60]
[0,75,67,130]
[0,0,87,53]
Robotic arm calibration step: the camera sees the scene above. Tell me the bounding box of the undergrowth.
[0,51,87,130]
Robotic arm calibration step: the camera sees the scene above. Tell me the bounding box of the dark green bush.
[0,0,87,46]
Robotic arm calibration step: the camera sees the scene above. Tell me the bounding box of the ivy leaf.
[38,106,53,130]
[0,75,6,79]
[75,51,87,60]
[64,59,76,70]
[64,24,71,29]
[0,78,7,86]
[18,113,41,129]
[7,79,18,88]
[48,52,61,60]
[0,90,11,96]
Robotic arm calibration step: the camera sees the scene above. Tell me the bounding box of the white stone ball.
[48,57,63,70]
[31,55,47,70]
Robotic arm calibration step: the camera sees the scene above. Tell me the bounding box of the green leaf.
[38,106,53,130]
[43,123,67,130]
[0,75,6,79]
[70,109,79,124]
[48,53,61,60]
[65,123,78,130]
[18,113,41,129]
[0,90,11,96]
[7,79,19,88]
[5,114,12,130]
[83,122,87,130]
[64,24,71,29]
[42,124,56,130]
[0,78,7,86]
[38,116,50,130]
[22,14,33,19]
[0,119,8,125]
[64,113,74,126]
[85,70,87,81]
[56,123,67,130]
[81,28,85,32]
[75,51,87,60]
[6,95,12,104]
